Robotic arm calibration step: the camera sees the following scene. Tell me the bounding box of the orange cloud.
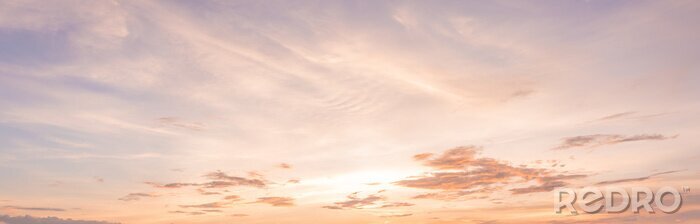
[224,195,242,201]
[254,197,295,207]
[399,146,587,199]
[413,146,480,170]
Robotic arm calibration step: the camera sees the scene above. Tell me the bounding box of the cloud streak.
[553,134,677,150]
[2,206,65,212]
[254,197,295,207]
[118,193,157,202]
[0,215,118,224]
[595,170,683,185]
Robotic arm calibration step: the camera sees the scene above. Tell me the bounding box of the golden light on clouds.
[0,0,699,223]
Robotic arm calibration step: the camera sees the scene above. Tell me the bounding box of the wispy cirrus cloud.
[155,117,205,131]
[595,170,683,185]
[553,134,677,150]
[595,111,637,121]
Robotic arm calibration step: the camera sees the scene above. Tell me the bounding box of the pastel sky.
[1,0,699,223]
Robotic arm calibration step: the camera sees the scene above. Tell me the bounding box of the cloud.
[595,111,637,121]
[510,181,567,195]
[254,197,294,207]
[156,117,205,131]
[399,146,587,199]
[380,202,415,208]
[118,193,157,201]
[380,213,413,218]
[224,195,242,201]
[202,171,266,188]
[168,210,207,216]
[510,174,588,195]
[397,147,544,190]
[412,187,498,200]
[0,215,117,224]
[277,163,292,169]
[196,188,221,195]
[144,171,267,192]
[144,182,199,189]
[231,214,249,217]
[2,206,65,212]
[413,146,481,170]
[201,209,222,213]
[179,201,230,209]
[553,134,677,150]
[323,191,413,210]
[324,192,384,209]
[595,170,683,185]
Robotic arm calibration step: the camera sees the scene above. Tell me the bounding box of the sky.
[0,0,699,223]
